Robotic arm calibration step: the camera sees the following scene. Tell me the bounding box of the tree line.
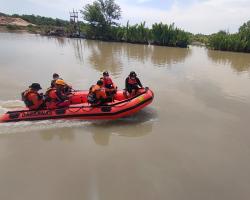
[11,14,70,27]
[208,21,250,53]
[2,0,250,52]
[0,1,197,48]
[81,0,190,48]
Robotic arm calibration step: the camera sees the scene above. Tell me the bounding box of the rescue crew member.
[88,80,111,105]
[50,73,72,94]
[102,71,117,96]
[45,79,71,109]
[102,71,117,89]
[51,73,60,88]
[125,71,143,95]
[21,83,45,110]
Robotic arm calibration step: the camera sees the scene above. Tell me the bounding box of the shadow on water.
[207,49,250,72]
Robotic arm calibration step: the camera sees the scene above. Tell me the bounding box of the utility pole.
[70,9,78,23]
[69,9,80,37]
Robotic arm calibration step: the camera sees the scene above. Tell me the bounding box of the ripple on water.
[0,120,93,135]
[0,100,24,114]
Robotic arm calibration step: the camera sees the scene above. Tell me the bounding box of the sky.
[0,0,250,34]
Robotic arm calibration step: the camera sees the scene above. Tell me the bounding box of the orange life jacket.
[45,88,59,109]
[127,77,137,85]
[103,77,113,86]
[45,88,58,101]
[91,84,107,99]
[22,89,43,109]
[22,89,33,106]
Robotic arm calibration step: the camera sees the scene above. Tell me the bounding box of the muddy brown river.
[0,32,250,200]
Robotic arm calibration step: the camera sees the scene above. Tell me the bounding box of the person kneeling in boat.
[21,83,45,110]
[102,71,117,97]
[51,73,72,94]
[125,71,143,96]
[88,80,111,105]
[45,79,71,109]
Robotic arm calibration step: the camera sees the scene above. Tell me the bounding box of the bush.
[6,24,21,30]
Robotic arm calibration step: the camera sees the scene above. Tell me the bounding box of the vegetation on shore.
[190,34,209,46]
[1,0,250,52]
[0,12,80,36]
[81,0,190,47]
[11,14,69,27]
[208,21,250,53]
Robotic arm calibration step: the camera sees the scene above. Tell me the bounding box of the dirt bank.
[0,16,35,26]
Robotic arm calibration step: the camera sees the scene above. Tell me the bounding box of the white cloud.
[136,0,152,3]
[1,0,249,34]
[119,0,250,34]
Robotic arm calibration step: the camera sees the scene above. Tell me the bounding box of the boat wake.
[0,120,93,135]
[0,100,24,114]
[0,100,158,135]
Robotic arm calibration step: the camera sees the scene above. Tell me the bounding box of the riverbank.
[0,13,190,48]
[0,16,34,26]
[0,25,40,34]
[0,14,71,36]
[0,15,40,34]
[1,12,250,52]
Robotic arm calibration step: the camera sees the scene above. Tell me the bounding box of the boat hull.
[0,88,154,123]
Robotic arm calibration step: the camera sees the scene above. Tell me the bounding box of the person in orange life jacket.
[51,73,72,94]
[102,71,117,89]
[21,83,45,110]
[125,71,143,95]
[102,71,117,96]
[45,79,71,109]
[88,80,111,105]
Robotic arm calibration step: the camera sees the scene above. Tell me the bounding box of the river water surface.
[0,32,250,200]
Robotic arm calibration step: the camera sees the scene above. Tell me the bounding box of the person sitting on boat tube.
[51,73,72,94]
[21,83,45,110]
[101,71,117,97]
[88,80,111,105]
[125,71,143,95]
[45,79,71,109]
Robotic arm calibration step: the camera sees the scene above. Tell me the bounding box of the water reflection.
[72,39,84,64]
[43,36,66,48]
[207,50,250,72]
[122,43,153,63]
[150,46,191,67]
[37,108,156,145]
[91,122,153,145]
[89,108,157,145]
[55,37,66,48]
[70,39,191,75]
[85,40,123,75]
[40,128,75,141]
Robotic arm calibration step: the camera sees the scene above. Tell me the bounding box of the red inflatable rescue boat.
[0,88,154,123]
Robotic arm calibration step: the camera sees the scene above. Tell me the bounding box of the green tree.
[239,21,250,52]
[81,0,121,39]
[209,21,250,53]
